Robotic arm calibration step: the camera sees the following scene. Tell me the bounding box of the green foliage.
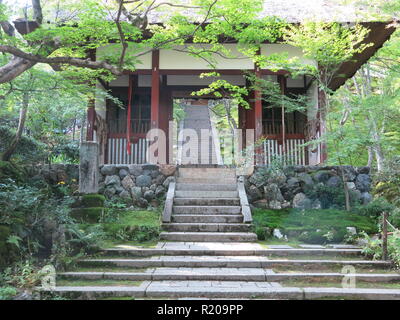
[1,260,43,289]
[0,287,17,300]
[374,157,400,207]
[357,198,395,219]
[252,208,377,244]
[0,126,46,164]
[304,183,359,209]
[361,231,400,268]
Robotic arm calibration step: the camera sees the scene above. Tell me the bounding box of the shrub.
[373,157,400,207]
[0,126,46,163]
[0,287,17,300]
[304,183,359,209]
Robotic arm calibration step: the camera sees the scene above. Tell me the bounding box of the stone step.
[46,283,400,300]
[58,268,270,281]
[172,215,243,223]
[176,183,237,191]
[178,168,236,180]
[177,178,237,184]
[101,247,363,257]
[175,191,239,198]
[58,269,400,282]
[79,256,392,269]
[162,223,251,232]
[173,206,241,215]
[173,198,241,206]
[160,232,258,242]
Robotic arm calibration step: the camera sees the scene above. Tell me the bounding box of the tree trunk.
[2,92,29,161]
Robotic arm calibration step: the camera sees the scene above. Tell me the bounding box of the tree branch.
[0,45,123,76]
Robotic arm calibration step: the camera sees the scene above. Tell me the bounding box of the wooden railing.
[260,138,308,166]
[106,137,149,164]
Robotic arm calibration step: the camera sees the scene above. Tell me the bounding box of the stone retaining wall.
[99,164,176,207]
[245,165,372,209]
[33,163,373,210]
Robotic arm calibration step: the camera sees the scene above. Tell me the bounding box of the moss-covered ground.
[252,208,378,243]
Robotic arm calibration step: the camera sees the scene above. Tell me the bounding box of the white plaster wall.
[159,44,255,70]
[260,44,317,67]
[167,75,246,86]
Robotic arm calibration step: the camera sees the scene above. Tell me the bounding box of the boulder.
[326,176,341,188]
[104,186,116,198]
[273,229,284,239]
[341,166,356,181]
[143,190,155,201]
[121,175,135,190]
[150,184,157,191]
[105,175,121,187]
[269,200,282,210]
[136,175,152,187]
[101,165,117,176]
[119,190,131,200]
[252,199,269,209]
[129,165,143,176]
[264,183,284,202]
[287,177,300,188]
[163,176,175,188]
[346,227,357,235]
[312,199,322,209]
[297,172,313,186]
[159,164,176,177]
[142,164,159,171]
[357,166,370,174]
[361,192,373,205]
[130,186,142,201]
[313,170,333,183]
[355,174,371,192]
[292,192,312,209]
[346,182,356,190]
[266,169,287,187]
[119,168,129,179]
[247,185,263,201]
[155,185,166,197]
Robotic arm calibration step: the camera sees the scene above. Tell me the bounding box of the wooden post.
[86,104,96,141]
[79,141,99,194]
[382,211,388,261]
[151,50,160,130]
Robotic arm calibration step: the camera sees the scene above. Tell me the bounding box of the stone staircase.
[48,243,400,300]
[42,166,400,300]
[179,104,219,165]
[160,167,257,242]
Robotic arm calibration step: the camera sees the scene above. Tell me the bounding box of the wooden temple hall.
[86,4,395,166]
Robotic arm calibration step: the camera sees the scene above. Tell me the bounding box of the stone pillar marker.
[79,141,99,194]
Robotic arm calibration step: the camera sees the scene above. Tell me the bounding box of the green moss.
[81,194,105,208]
[71,207,104,223]
[252,208,378,244]
[102,210,160,242]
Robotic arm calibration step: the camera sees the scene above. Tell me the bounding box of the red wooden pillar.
[86,102,96,141]
[151,50,160,130]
